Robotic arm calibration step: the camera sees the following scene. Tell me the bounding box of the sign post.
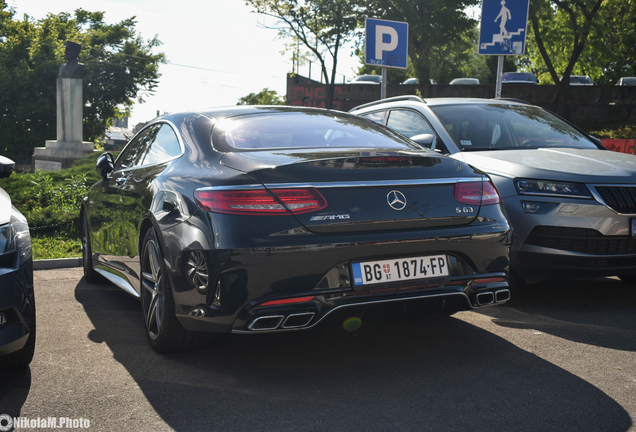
[478,0,530,98]
[365,18,408,100]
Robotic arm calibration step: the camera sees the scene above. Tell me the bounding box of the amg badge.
[310,214,350,221]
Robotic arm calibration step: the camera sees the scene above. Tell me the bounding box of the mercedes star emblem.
[387,190,407,211]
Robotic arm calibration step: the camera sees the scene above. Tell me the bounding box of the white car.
[449,78,480,85]
[348,75,382,85]
[616,77,636,86]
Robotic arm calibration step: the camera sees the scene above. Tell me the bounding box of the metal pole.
[381,67,387,100]
[495,55,504,98]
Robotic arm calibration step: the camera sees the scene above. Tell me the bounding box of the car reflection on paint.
[81,106,511,353]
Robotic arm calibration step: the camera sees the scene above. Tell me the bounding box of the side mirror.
[411,133,437,151]
[96,152,115,180]
[0,155,15,178]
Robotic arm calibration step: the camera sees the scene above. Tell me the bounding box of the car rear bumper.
[169,225,511,333]
[230,276,510,333]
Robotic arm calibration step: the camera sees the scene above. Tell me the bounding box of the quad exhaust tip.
[248,312,316,331]
[475,289,510,307]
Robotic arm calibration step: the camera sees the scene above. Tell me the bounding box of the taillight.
[454,181,501,205]
[194,188,327,215]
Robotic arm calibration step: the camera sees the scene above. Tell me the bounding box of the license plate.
[632,219,636,237]
[352,255,449,286]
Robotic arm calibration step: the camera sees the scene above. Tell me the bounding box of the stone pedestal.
[32,78,94,171]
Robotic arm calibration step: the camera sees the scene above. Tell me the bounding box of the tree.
[237,88,285,105]
[359,0,479,86]
[585,0,636,84]
[527,0,606,115]
[245,0,358,109]
[0,2,165,157]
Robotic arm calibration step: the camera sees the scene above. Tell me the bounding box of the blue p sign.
[365,18,408,69]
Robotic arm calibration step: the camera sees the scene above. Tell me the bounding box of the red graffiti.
[601,139,636,154]
[290,85,342,110]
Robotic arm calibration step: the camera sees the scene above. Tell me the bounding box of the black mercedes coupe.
[81,106,511,352]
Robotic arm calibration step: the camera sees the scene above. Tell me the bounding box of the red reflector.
[474,277,506,284]
[194,188,327,215]
[454,181,501,205]
[260,296,315,306]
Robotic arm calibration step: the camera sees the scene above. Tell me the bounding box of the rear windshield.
[429,103,599,151]
[211,111,422,152]
[570,76,592,83]
[503,73,535,81]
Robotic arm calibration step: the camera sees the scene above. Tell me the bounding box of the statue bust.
[58,41,84,79]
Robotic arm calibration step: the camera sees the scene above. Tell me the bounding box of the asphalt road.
[1,268,635,431]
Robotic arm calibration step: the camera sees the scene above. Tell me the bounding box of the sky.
[12,0,362,128]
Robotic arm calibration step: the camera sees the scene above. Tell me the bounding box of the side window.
[360,111,385,124]
[386,109,435,138]
[115,125,161,170]
[141,125,182,166]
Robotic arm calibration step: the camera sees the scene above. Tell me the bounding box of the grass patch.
[31,235,82,260]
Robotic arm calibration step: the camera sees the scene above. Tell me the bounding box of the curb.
[33,257,83,270]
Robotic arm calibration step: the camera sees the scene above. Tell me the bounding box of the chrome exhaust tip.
[476,292,494,306]
[495,289,510,303]
[282,312,315,329]
[248,315,284,331]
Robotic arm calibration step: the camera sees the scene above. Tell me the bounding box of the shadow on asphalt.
[0,367,31,419]
[478,277,636,352]
[73,277,632,432]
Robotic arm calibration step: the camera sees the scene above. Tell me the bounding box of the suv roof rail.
[348,95,425,112]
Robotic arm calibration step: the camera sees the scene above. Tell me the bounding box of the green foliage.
[585,0,636,84]
[237,88,286,105]
[525,0,606,86]
[0,152,106,258]
[588,124,636,139]
[31,170,88,210]
[0,2,165,158]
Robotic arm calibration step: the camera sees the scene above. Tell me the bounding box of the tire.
[81,212,100,283]
[140,228,209,353]
[0,312,36,370]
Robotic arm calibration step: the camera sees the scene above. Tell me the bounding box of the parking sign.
[365,18,408,69]
[479,0,530,55]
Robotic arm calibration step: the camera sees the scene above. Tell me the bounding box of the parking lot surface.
[1,268,635,431]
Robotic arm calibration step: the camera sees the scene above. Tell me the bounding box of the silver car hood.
[0,187,11,225]
[458,148,636,183]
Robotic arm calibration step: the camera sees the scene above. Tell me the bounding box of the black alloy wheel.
[140,228,209,352]
[81,212,99,283]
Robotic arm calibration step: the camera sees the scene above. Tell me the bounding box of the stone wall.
[286,74,636,124]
